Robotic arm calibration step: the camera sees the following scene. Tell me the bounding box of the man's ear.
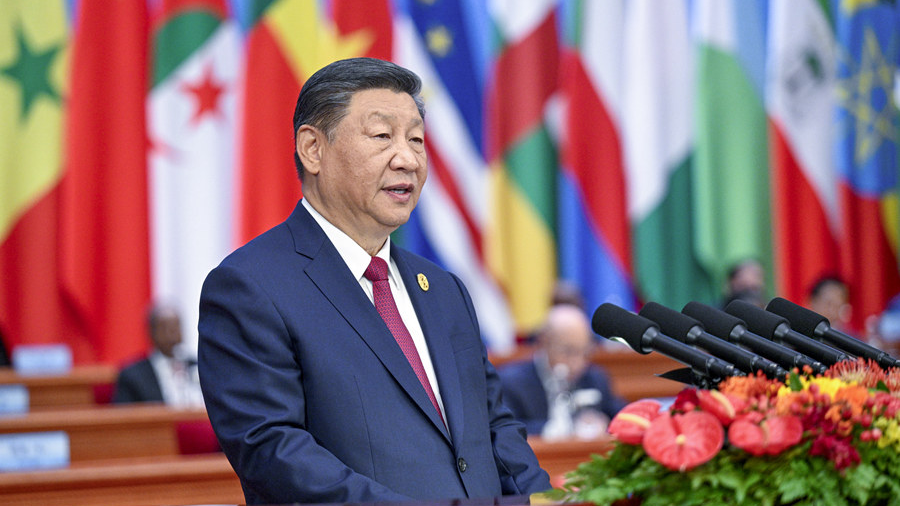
[296,125,323,175]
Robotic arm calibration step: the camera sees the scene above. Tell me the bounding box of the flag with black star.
[0,0,67,242]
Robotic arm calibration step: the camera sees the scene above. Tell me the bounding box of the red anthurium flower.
[729,414,803,456]
[697,389,747,426]
[642,411,724,471]
[671,388,700,412]
[608,399,663,445]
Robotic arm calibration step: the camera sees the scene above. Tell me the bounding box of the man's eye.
[375,133,390,139]
[410,137,424,145]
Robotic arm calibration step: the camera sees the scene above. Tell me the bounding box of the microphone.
[766,297,900,369]
[639,302,787,378]
[682,301,827,374]
[592,303,741,380]
[725,300,852,366]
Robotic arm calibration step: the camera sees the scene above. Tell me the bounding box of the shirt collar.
[302,198,392,282]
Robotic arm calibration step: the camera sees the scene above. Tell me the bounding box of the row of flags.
[1,0,899,365]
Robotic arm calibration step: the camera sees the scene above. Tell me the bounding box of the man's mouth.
[384,184,413,195]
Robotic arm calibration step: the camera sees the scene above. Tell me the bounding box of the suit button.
[457,457,467,473]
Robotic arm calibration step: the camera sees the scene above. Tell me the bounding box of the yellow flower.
[777,376,853,400]
[875,417,900,451]
[811,377,854,399]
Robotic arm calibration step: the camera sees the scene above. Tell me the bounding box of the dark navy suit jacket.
[198,202,550,505]
[112,355,199,404]
[112,358,164,404]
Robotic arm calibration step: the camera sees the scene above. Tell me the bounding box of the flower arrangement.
[553,359,900,506]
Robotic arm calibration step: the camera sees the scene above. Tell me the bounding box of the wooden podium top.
[0,365,117,408]
[0,454,243,506]
[0,404,212,462]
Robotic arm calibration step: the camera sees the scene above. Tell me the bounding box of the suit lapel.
[289,204,450,440]
[394,250,462,445]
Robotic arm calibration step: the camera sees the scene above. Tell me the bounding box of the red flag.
[60,0,151,364]
[0,1,91,361]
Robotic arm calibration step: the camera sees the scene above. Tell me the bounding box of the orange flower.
[834,385,869,416]
[719,372,781,399]
[825,404,843,424]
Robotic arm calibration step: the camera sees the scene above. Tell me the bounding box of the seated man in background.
[498,304,626,440]
[721,258,767,309]
[113,302,203,407]
[807,275,853,334]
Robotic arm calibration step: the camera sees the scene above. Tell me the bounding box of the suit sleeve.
[112,367,142,404]
[449,275,552,495]
[198,264,411,505]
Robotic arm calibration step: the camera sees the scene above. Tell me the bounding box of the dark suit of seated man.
[113,303,203,407]
[198,57,550,505]
[499,304,627,439]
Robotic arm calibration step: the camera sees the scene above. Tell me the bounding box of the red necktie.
[364,256,444,424]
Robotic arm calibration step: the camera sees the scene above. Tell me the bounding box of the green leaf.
[789,371,803,391]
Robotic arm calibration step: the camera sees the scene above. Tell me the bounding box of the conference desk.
[0,365,117,408]
[528,435,613,482]
[0,454,243,506]
[0,404,212,462]
[0,429,608,506]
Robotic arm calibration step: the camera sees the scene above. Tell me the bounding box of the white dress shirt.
[149,350,204,408]
[302,199,446,422]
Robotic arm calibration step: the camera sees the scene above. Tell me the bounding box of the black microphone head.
[682,301,745,338]
[592,303,657,354]
[725,299,789,339]
[766,297,829,336]
[639,302,702,340]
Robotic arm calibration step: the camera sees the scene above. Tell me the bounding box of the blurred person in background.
[807,275,853,335]
[498,303,626,440]
[721,258,767,308]
[113,302,203,407]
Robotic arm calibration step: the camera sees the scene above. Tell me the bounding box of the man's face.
[731,262,764,293]
[811,283,850,327]
[152,311,182,358]
[541,307,595,384]
[306,88,427,248]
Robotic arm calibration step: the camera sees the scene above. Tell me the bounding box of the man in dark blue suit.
[114,303,202,407]
[198,57,550,505]
[498,304,626,438]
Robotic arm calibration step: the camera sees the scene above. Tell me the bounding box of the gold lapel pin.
[417,273,429,291]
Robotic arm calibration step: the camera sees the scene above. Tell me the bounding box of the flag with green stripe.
[486,0,559,332]
[148,0,240,352]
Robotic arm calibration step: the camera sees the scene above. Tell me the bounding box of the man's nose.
[390,140,422,171]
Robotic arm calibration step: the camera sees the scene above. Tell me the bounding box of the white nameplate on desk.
[0,385,28,415]
[0,431,70,472]
[12,344,73,376]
